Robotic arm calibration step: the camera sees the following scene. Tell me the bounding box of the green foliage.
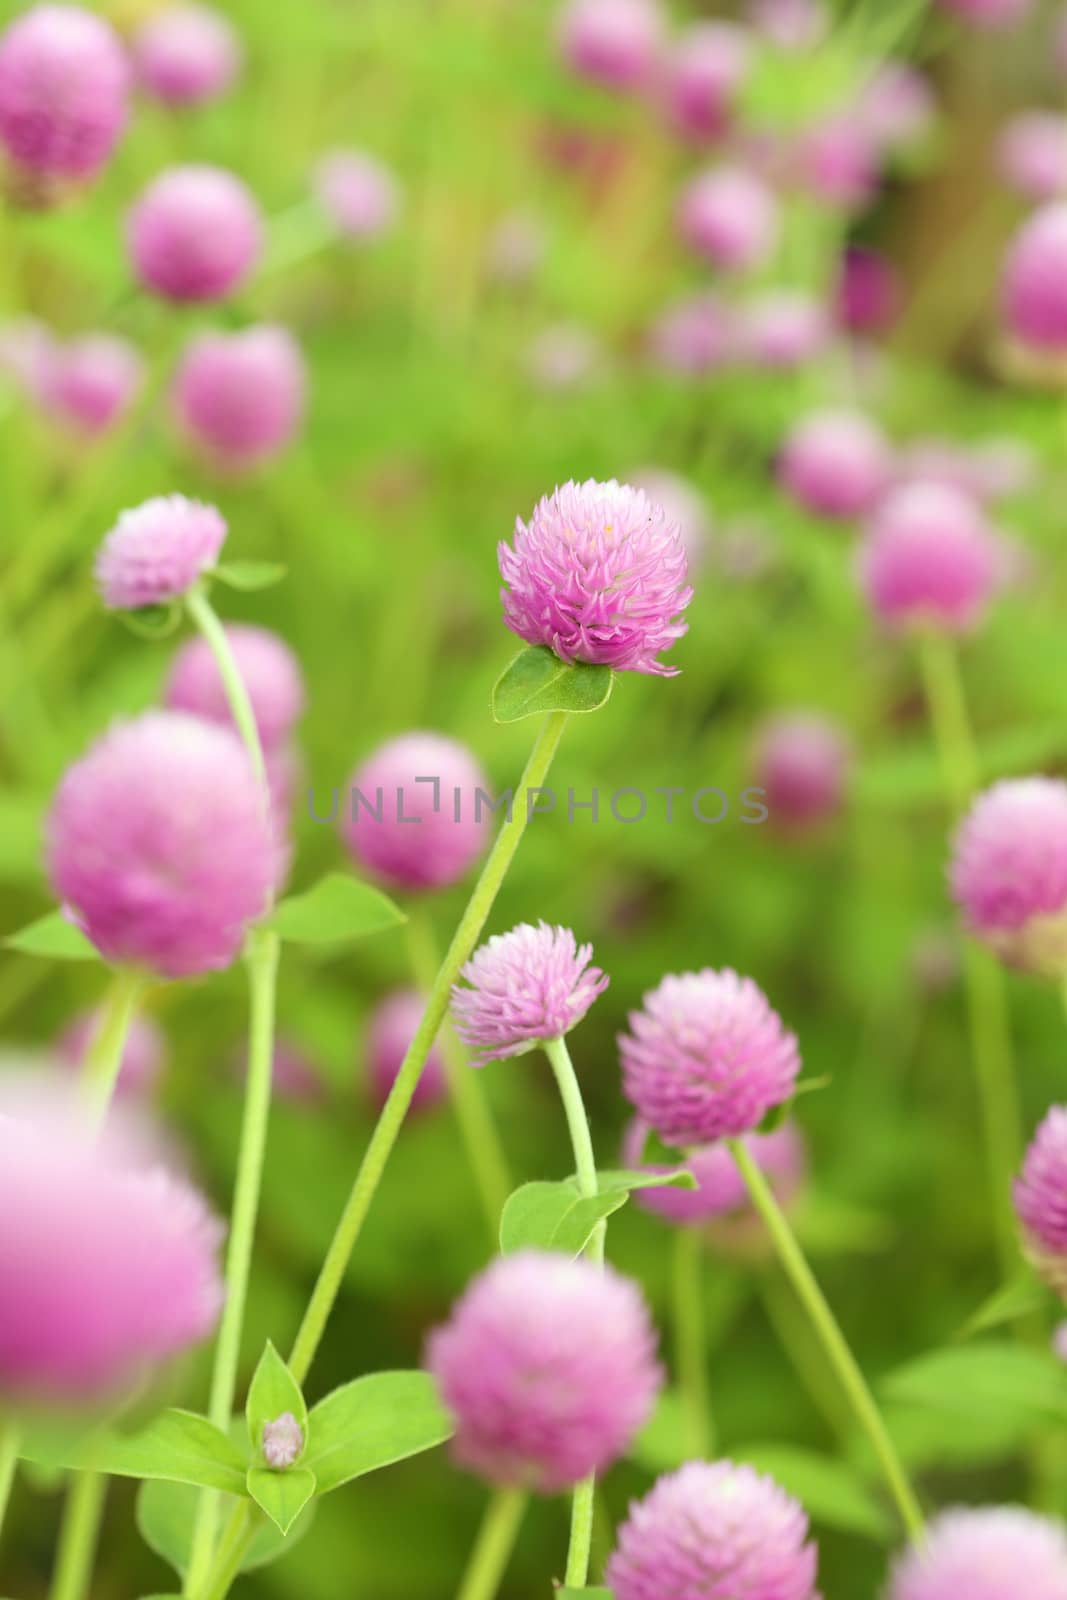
[267,874,406,945]
[5,911,100,961]
[301,1372,453,1495]
[211,561,289,591]
[247,1466,317,1535]
[492,646,614,723]
[136,1480,315,1579]
[499,1170,694,1255]
[735,1445,894,1542]
[246,1341,308,1457]
[19,1411,246,1496]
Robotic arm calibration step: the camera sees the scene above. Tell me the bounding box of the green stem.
[727,1138,925,1543]
[915,630,978,811]
[184,587,269,795]
[456,1487,527,1600]
[82,967,146,1125]
[48,1470,107,1600]
[198,1503,255,1600]
[672,1227,713,1458]
[184,926,280,1594]
[0,1422,19,1545]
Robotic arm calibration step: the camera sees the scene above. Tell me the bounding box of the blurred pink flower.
[889,1507,1067,1600]
[166,624,305,751]
[625,1118,806,1230]
[998,112,1067,203]
[752,711,850,831]
[314,149,400,240]
[779,408,893,520]
[836,246,900,336]
[558,0,664,93]
[173,326,306,471]
[56,1010,165,1098]
[1015,1108,1067,1294]
[739,290,830,369]
[366,988,447,1113]
[630,468,711,572]
[0,4,129,185]
[659,22,750,144]
[951,777,1067,977]
[44,333,143,438]
[133,3,241,106]
[858,481,1000,633]
[1002,202,1067,353]
[128,164,262,302]
[647,292,734,374]
[678,165,779,273]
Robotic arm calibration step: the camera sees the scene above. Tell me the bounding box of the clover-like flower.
[451,922,608,1062]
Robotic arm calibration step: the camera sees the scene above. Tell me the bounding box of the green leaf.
[500,1171,694,1256]
[136,1479,314,1579]
[593,1168,697,1196]
[246,1341,307,1458]
[491,646,614,724]
[883,1342,1067,1434]
[247,1465,316,1534]
[268,873,406,945]
[959,1274,1050,1339]
[0,790,45,885]
[302,1371,452,1495]
[20,1409,247,1496]
[735,1444,894,1542]
[118,602,182,639]
[5,910,100,961]
[556,1591,613,1597]
[630,1387,689,1474]
[211,560,288,591]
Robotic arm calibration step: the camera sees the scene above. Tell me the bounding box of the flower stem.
[672,1227,713,1458]
[82,966,146,1125]
[456,1487,527,1600]
[915,629,978,810]
[727,1137,925,1543]
[184,925,280,1595]
[184,586,269,795]
[0,1422,19,1544]
[48,1469,107,1600]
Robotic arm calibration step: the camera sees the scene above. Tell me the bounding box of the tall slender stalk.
[0,1422,19,1546]
[456,1487,527,1600]
[672,1227,713,1458]
[184,587,269,793]
[48,1470,107,1600]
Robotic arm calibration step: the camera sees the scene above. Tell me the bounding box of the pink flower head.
[607,1459,819,1600]
[796,114,881,211]
[425,1250,661,1492]
[626,1118,806,1230]
[128,164,262,302]
[43,333,143,438]
[47,711,275,978]
[56,1009,165,1098]
[0,5,128,185]
[678,165,779,273]
[858,481,1000,634]
[1003,203,1067,354]
[500,478,692,676]
[314,148,400,240]
[739,290,830,370]
[631,468,712,573]
[647,292,734,374]
[749,0,827,50]
[451,922,609,1063]
[999,113,1067,203]
[950,778,1067,976]
[888,1506,1067,1600]
[342,731,492,893]
[558,0,664,94]
[836,246,900,336]
[366,988,447,1113]
[165,624,305,752]
[1015,1109,1067,1294]
[0,1079,223,1405]
[939,0,1033,25]
[752,711,850,830]
[95,494,226,610]
[659,23,751,144]
[779,408,893,521]
[133,3,241,107]
[620,969,801,1146]
[856,63,936,152]
[172,325,306,472]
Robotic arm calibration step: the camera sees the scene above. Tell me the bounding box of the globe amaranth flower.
[856,63,935,153]
[500,478,692,676]
[836,245,900,336]
[751,0,827,49]
[647,292,734,375]
[47,711,275,978]
[43,333,143,438]
[95,494,226,610]
[451,922,609,1063]
[172,325,306,472]
[858,482,1001,633]
[950,778,1067,976]
[314,149,400,240]
[425,1250,661,1492]
[796,114,881,212]
[625,1117,806,1232]
[0,5,129,186]
[128,164,262,302]
[133,3,241,107]
[57,1010,165,1099]
[1002,203,1067,355]
[1014,1109,1067,1295]
[677,165,779,273]
[998,112,1067,204]
[366,988,447,1113]
[740,290,830,371]
[887,1506,1067,1600]
[620,968,801,1145]
[607,1459,820,1600]
[558,0,664,93]
[165,624,305,752]
[752,711,851,831]
[659,22,750,144]
[779,408,893,520]
[342,732,492,892]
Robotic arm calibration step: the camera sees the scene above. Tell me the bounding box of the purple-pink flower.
[659,22,750,144]
[172,326,306,472]
[779,409,893,521]
[425,1250,661,1492]
[165,624,305,752]
[625,1118,806,1232]
[314,149,400,240]
[858,482,1000,634]
[500,479,692,676]
[95,494,226,610]
[888,1506,1067,1600]
[0,4,129,186]
[1015,1108,1067,1294]
[128,164,262,303]
[133,2,241,107]
[366,988,447,1113]
[451,922,609,1063]
[558,0,664,93]
[56,1010,165,1099]
[43,333,143,438]
[647,292,734,374]
[740,290,830,370]
[950,778,1067,976]
[998,112,1067,203]
[752,711,850,831]
[677,165,779,273]
[1002,203,1067,354]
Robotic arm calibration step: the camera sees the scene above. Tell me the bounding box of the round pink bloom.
[314,148,400,240]
[425,1250,661,1492]
[451,922,609,1063]
[342,732,491,893]
[1015,1109,1067,1294]
[133,3,240,107]
[57,1009,165,1098]
[620,969,801,1145]
[95,493,226,610]
[1003,203,1067,354]
[47,711,275,979]
[631,468,711,573]
[796,114,880,211]
[607,1459,819,1600]
[752,711,850,830]
[165,624,305,751]
[500,478,692,676]
[939,0,1033,25]
[836,246,900,335]
[366,988,447,1113]
[660,23,750,144]
[950,778,1067,976]
[128,165,262,303]
[779,409,893,521]
[749,0,827,49]
[678,165,779,273]
[43,333,143,438]
[999,113,1067,203]
[740,290,830,369]
[888,1507,1067,1600]
[0,1083,223,1405]
[626,1119,806,1229]
[647,292,734,374]
[173,326,306,472]
[558,0,664,93]
[858,481,1000,633]
[856,63,935,152]
[0,5,128,183]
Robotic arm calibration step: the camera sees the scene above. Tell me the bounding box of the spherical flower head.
[740,290,830,370]
[856,63,936,152]
[779,409,893,520]
[425,1250,661,1492]
[128,164,262,303]
[133,3,240,107]
[165,624,305,751]
[451,922,609,1063]
[172,325,306,472]
[47,711,275,979]
[262,1411,304,1468]
[558,0,664,93]
[626,1118,806,1230]
[999,113,1067,203]
[888,1506,1067,1600]
[678,165,779,273]
[44,333,143,438]
[796,114,881,211]
[752,712,850,831]
[1015,1109,1067,1294]
[660,23,751,144]
[647,292,734,374]
[607,1458,819,1600]
[314,148,400,240]
[858,481,1000,634]
[366,988,447,1113]
[939,0,1033,24]
[631,468,712,573]
[500,478,692,676]
[342,731,491,892]
[950,778,1067,976]
[620,969,801,1145]
[1003,204,1067,354]
[0,5,129,184]
[95,494,226,610]
[836,245,900,335]
[56,1010,165,1098]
